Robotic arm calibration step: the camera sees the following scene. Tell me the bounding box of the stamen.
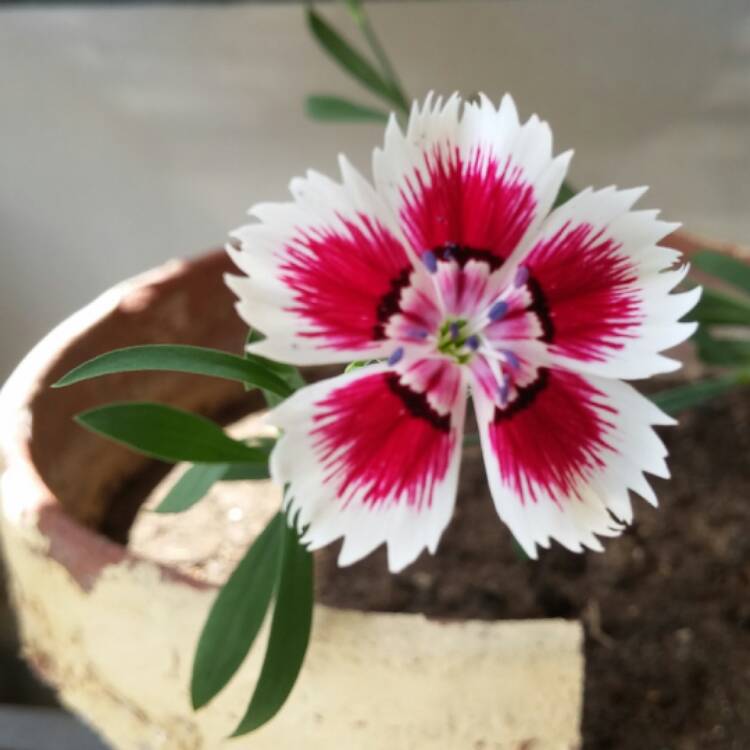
[422,250,438,274]
[488,300,509,322]
[497,374,510,407]
[450,321,461,341]
[466,334,480,351]
[443,242,457,261]
[408,327,429,340]
[513,265,529,287]
[388,347,405,366]
[502,349,520,370]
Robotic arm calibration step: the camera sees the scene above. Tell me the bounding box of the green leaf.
[650,375,743,415]
[306,94,388,122]
[692,250,750,296]
[155,462,229,513]
[54,344,293,398]
[691,288,750,326]
[191,514,285,710]
[231,521,314,736]
[76,402,267,464]
[553,180,576,209]
[154,452,273,514]
[306,6,401,108]
[245,330,305,407]
[694,329,750,367]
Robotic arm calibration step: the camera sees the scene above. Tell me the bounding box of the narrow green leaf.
[553,180,576,209]
[307,7,401,107]
[692,250,750,296]
[306,94,388,122]
[54,344,292,398]
[231,522,314,736]
[691,288,750,326]
[76,402,267,464]
[222,461,272,481]
[650,375,744,415]
[155,463,229,514]
[694,329,750,367]
[191,514,285,710]
[155,448,275,514]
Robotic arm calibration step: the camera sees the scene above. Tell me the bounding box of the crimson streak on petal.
[280,214,410,350]
[525,222,642,362]
[489,369,617,505]
[312,372,454,510]
[400,146,537,263]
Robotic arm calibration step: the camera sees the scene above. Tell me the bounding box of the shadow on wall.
[0,548,57,706]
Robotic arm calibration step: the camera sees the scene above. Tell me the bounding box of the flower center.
[435,318,479,364]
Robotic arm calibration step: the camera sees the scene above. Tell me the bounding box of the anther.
[497,374,511,407]
[388,347,405,366]
[488,300,509,322]
[450,322,461,341]
[513,265,529,287]
[502,349,520,370]
[422,250,438,274]
[466,334,480,351]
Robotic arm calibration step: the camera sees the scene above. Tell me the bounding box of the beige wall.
[2,0,750,378]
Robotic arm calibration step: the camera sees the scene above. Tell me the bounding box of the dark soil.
[316,387,750,750]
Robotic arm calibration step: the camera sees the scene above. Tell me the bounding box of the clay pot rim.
[0,252,222,592]
[0,230,746,597]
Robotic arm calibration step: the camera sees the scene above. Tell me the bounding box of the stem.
[462,432,480,448]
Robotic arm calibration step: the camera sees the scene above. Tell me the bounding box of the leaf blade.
[690,288,750,326]
[692,250,750,296]
[694,329,750,367]
[651,375,743,415]
[191,513,285,710]
[76,402,266,464]
[306,94,388,122]
[231,521,314,736]
[54,344,293,398]
[155,462,229,514]
[306,6,401,107]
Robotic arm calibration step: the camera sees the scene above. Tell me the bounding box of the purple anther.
[513,265,530,288]
[497,374,510,407]
[488,300,509,322]
[450,322,461,340]
[502,349,520,370]
[388,347,405,366]
[408,327,429,340]
[466,334,480,351]
[443,242,458,260]
[422,250,438,273]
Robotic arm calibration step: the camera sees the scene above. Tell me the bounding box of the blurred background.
[1,0,750,746]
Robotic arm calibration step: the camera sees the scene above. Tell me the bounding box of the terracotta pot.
[8,232,730,749]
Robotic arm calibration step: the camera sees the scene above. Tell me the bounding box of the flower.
[226,93,699,573]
